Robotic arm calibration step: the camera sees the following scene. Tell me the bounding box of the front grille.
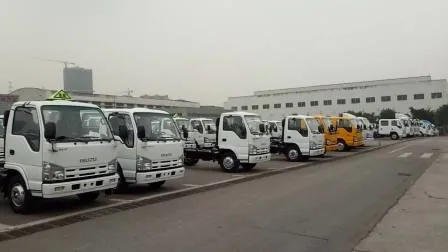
[151,159,182,170]
[65,165,108,179]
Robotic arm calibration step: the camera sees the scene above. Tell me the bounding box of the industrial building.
[224,76,448,120]
[0,94,19,114]
[10,88,226,118]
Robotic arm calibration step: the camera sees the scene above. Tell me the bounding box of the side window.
[222,116,246,139]
[108,114,134,148]
[12,107,40,152]
[191,120,203,134]
[380,121,389,126]
[288,118,298,130]
[391,120,397,127]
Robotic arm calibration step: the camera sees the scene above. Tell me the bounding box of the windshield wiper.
[53,136,87,143]
[78,136,113,142]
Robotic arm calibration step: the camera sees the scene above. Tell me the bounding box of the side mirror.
[329,125,335,132]
[369,125,373,130]
[137,126,145,139]
[207,125,211,132]
[318,125,324,134]
[3,110,9,127]
[182,127,189,138]
[357,125,361,130]
[259,124,266,133]
[118,125,128,139]
[44,122,56,140]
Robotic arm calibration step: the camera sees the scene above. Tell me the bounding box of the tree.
[409,107,435,122]
[345,110,377,122]
[379,108,396,119]
[435,104,448,127]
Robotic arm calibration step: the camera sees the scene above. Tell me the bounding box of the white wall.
[224,78,448,121]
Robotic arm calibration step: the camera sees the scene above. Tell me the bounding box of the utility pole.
[8,81,13,93]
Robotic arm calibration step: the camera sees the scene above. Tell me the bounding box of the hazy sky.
[1,0,447,105]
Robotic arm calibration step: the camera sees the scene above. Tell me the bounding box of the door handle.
[222,138,227,142]
[9,149,15,155]
[287,136,291,139]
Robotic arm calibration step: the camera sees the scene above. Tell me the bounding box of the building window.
[431,92,442,99]
[414,94,424,100]
[274,103,281,109]
[285,102,293,108]
[323,100,332,106]
[366,97,375,103]
[397,95,407,101]
[263,104,270,109]
[310,101,318,107]
[351,98,360,104]
[337,99,346,105]
[241,105,248,111]
[381,96,391,102]
[297,102,306,107]
[252,105,259,110]
[231,106,237,111]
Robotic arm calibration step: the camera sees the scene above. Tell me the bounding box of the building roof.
[228,76,433,98]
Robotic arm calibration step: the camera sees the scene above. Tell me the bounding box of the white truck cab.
[190,118,217,148]
[0,99,119,213]
[173,117,196,149]
[103,108,185,190]
[184,112,271,172]
[378,119,406,140]
[270,115,325,161]
[268,120,282,139]
[358,117,374,142]
[395,113,412,137]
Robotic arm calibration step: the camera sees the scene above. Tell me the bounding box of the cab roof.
[12,100,100,109]
[102,107,169,115]
[222,111,259,117]
[190,117,214,121]
[286,115,314,119]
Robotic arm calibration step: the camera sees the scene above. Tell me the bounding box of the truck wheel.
[219,153,240,172]
[286,146,301,162]
[8,175,33,214]
[241,163,256,171]
[337,139,348,151]
[390,132,399,140]
[184,158,199,166]
[149,181,166,189]
[77,191,100,203]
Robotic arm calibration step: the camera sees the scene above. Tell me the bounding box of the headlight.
[107,159,117,173]
[249,144,258,155]
[42,162,65,182]
[136,155,152,171]
[309,141,317,150]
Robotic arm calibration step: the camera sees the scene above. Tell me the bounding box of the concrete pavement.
[355,137,448,252]
[0,137,439,252]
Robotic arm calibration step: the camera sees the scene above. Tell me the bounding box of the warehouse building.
[224,76,448,120]
[10,88,226,118]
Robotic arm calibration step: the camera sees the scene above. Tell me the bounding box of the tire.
[184,158,199,166]
[337,139,348,151]
[7,175,34,214]
[149,181,165,189]
[390,132,399,140]
[219,152,240,172]
[241,163,256,171]
[77,191,100,203]
[286,146,301,162]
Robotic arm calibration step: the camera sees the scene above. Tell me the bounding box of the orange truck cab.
[330,116,363,151]
[314,116,338,152]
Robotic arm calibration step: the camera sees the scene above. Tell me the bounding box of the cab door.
[285,118,309,154]
[219,115,248,161]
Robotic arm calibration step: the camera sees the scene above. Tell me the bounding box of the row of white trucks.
[0,94,439,214]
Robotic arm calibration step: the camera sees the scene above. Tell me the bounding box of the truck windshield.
[244,115,263,135]
[175,119,192,132]
[203,120,216,134]
[134,113,180,141]
[305,118,320,134]
[41,105,113,141]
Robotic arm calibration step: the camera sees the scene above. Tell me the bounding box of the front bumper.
[136,167,185,184]
[41,174,119,198]
[310,148,325,156]
[246,153,271,163]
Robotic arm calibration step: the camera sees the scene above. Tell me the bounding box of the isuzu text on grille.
[80,157,97,163]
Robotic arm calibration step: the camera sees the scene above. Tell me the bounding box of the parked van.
[190,118,217,149]
[330,116,362,150]
[378,119,406,140]
[314,115,338,152]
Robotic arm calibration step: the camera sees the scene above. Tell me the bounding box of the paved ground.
[0,139,390,229]
[355,137,448,252]
[0,137,440,252]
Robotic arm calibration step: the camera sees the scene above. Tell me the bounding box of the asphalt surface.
[0,138,438,252]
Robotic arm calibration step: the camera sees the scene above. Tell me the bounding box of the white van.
[378,119,406,140]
